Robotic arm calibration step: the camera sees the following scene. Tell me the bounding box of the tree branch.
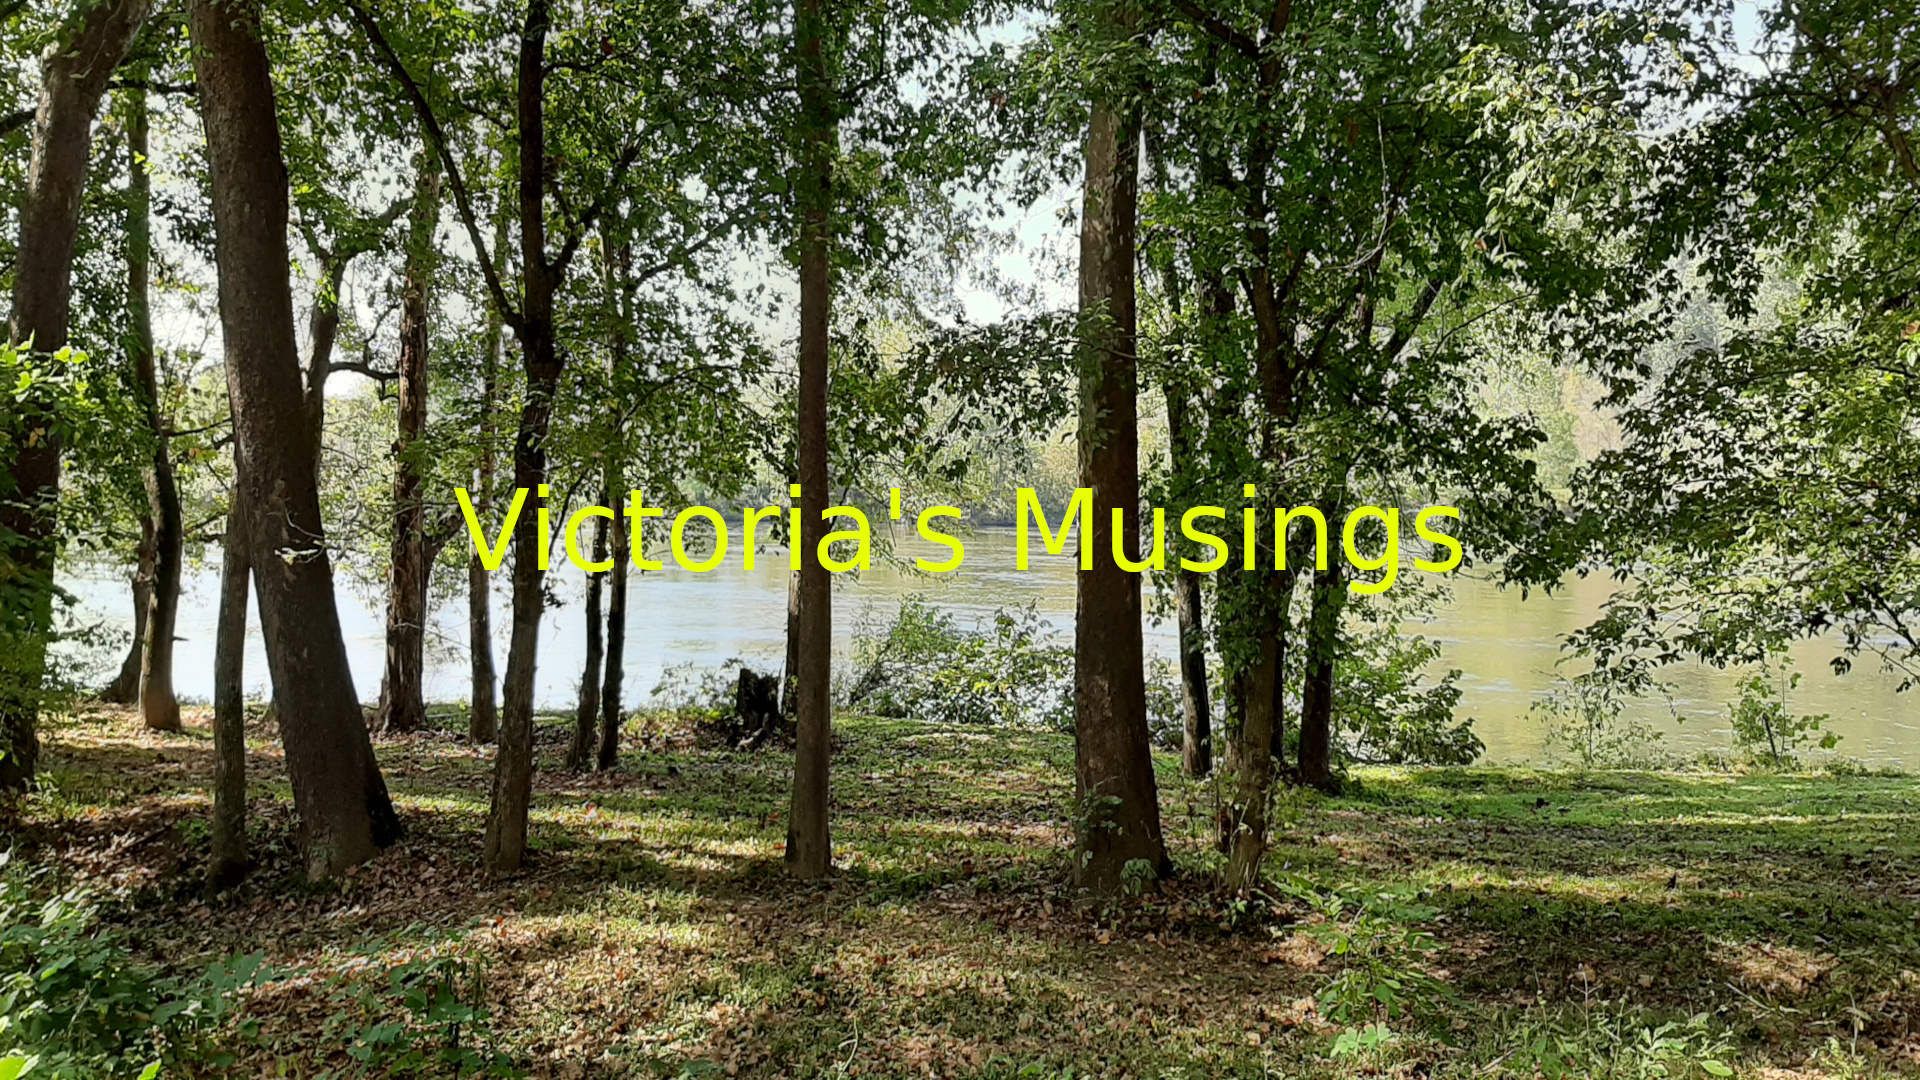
[1169,0,1258,59]
[551,139,645,278]
[337,0,523,332]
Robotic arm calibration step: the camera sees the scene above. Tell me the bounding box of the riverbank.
[9,704,1919,1077]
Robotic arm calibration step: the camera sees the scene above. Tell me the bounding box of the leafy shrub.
[1334,631,1481,766]
[0,854,267,1077]
[1537,672,1676,769]
[315,953,517,1079]
[1276,878,1452,1028]
[849,597,1072,728]
[1729,661,1837,767]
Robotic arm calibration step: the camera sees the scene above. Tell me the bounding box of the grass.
[8,703,1920,1078]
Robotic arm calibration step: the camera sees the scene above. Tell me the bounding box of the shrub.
[849,597,1072,728]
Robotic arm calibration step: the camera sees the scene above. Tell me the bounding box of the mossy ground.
[11,705,1920,1078]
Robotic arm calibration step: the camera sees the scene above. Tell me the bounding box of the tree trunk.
[468,214,506,745]
[780,567,800,719]
[1072,97,1169,896]
[598,475,627,769]
[375,155,441,735]
[1297,561,1345,793]
[101,518,153,704]
[1224,633,1281,890]
[597,236,632,771]
[485,0,563,873]
[1,0,150,792]
[1173,567,1210,778]
[191,0,402,879]
[567,513,606,772]
[209,457,250,890]
[784,0,835,880]
[126,83,181,734]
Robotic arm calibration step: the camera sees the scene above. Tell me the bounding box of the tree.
[374,152,443,735]
[783,0,837,881]
[1,0,150,792]
[190,0,402,879]
[1067,2,1171,896]
[125,78,183,734]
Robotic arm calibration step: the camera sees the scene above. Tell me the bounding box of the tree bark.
[484,0,564,873]
[209,456,250,890]
[191,0,401,879]
[780,567,801,719]
[101,518,153,704]
[468,212,506,745]
[596,236,632,771]
[567,513,606,771]
[1296,561,1345,793]
[126,82,181,733]
[1072,97,1169,895]
[784,0,835,881]
[1,0,150,792]
[375,155,442,735]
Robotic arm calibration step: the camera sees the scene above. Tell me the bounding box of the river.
[59,527,1918,768]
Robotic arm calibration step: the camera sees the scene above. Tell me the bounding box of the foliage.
[1333,630,1481,767]
[1535,672,1677,770]
[1275,877,1451,1030]
[315,952,517,1079]
[1728,659,1838,768]
[0,854,268,1078]
[849,597,1072,729]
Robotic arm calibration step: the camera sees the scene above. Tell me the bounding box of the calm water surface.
[61,527,1918,767]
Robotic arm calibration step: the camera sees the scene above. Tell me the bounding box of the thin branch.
[108,77,196,96]
[0,108,32,138]
[330,359,400,382]
[337,0,524,332]
[551,140,645,278]
[1169,0,1258,59]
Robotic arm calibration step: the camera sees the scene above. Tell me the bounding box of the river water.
[61,527,1918,767]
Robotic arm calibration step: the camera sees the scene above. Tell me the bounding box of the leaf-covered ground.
[11,705,1920,1078]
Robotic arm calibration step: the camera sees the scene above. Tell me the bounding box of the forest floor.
[10,704,1920,1078]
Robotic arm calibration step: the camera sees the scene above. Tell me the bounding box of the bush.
[1729,662,1837,768]
[0,854,268,1077]
[849,597,1072,728]
[1334,631,1481,766]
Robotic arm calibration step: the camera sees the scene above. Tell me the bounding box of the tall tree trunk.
[1072,96,1169,895]
[1,0,150,792]
[1296,561,1345,793]
[484,0,563,873]
[101,519,153,703]
[127,82,181,734]
[567,514,606,772]
[375,155,442,735]
[468,212,506,745]
[1145,120,1212,781]
[209,456,250,890]
[784,0,835,881]
[191,0,402,879]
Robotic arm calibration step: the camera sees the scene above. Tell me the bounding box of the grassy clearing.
[8,704,1920,1078]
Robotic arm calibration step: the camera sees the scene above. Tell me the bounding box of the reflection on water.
[59,527,1916,767]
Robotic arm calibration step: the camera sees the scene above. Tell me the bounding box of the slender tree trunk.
[598,474,627,770]
[468,214,506,745]
[1072,95,1169,895]
[567,515,606,772]
[1145,121,1212,781]
[127,82,181,733]
[191,0,402,879]
[485,0,563,873]
[209,457,250,890]
[784,0,835,880]
[376,156,442,735]
[1,0,150,792]
[1224,630,1281,890]
[1296,561,1345,793]
[780,567,800,719]
[596,236,632,771]
[1173,568,1210,777]
[101,519,153,703]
